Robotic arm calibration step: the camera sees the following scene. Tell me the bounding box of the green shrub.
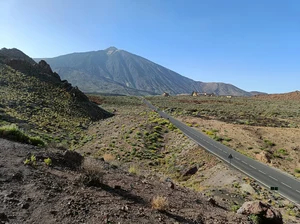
[24,154,37,166]
[29,136,45,146]
[0,124,28,142]
[231,205,240,212]
[205,130,214,136]
[44,157,52,166]
[248,214,262,224]
[277,148,288,156]
[128,165,139,175]
[264,139,275,147]
[0,124,45,146]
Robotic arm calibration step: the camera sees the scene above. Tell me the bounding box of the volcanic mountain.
[36,47,254,96]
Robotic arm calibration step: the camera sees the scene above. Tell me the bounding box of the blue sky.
[1,0,300,93]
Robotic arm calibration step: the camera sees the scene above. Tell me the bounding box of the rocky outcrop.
[0,48,36,64]
[1,48,113,121]
[255,151,271,163]
[182,165,198,177]
[237,201,283,224]
[240,183,256,195]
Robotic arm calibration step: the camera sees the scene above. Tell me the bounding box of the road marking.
[249,165,256,170]
[296,190,300,194]
[281,182,292,189]
[259,170,266,175]
[235,158,240,161]
[269,176,278,181]
[242,161,247,165]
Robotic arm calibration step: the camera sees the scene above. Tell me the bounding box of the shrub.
[248,214,262,224]
[103,153,115,162]
[294,168,300,173]
[205,130,214,136]
[231,205,240,212]
[264,139,275,147]
[44,157,52,166]
[277,148,288,156]
[24,154,37,166]
[82,169,103,187]
[81,162,104,187]
[128,165,139,175]
[0,124,28,142]
[0,124,45,146]
[232,182,240,188]
[29,136,45,146]
[151,196,169,211]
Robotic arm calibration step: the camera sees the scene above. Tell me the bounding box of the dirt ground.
[79,100,300,223]
[0,138,250,224]
[182,117,300,177]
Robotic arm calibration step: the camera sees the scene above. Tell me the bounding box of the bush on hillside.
[0,124,45,146]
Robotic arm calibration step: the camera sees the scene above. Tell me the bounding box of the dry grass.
[81,159,104,187]
[128,165,139,175]
[151,196,169,211]
[103,153,115,162]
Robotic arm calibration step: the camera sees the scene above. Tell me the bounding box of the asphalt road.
[143,98,300,206]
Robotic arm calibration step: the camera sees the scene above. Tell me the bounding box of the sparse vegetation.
[24,154,37,166]
[248,214,262,224]
[0,64,111,149]
[231,204,240,212]
[295,168,300,173]
[81,162,104,187]
[151,196,169,211]
[0,124,45,146]
[44,157,52,166]
[128,165,139,175]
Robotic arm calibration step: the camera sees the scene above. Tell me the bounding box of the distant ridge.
[36,47,258,96]
[254,91,300,100]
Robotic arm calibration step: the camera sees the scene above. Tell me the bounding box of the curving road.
[143,98,300,206]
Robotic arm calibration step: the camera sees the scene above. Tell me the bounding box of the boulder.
[63,150,84,169]
[237,201,282,224]
[255,151,271,163]
[240,183,256,194]
[182,165,198,177]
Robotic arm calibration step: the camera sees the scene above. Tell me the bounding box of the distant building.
[191,91,215,97]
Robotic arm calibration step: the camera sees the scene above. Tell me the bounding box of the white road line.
[223,151,228,154]
[259,170,266,175]
[249,165,256,170]
[281,182,292,189]
[269,176,278,181]
[296,190,300,194]
[235,158,240,161]
[242,161,247,165]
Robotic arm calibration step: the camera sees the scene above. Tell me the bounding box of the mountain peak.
[105,46,119,55]
[0,47,36,64]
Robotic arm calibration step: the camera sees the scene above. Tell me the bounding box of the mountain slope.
[0,48,112,146]
[36,47,252,96]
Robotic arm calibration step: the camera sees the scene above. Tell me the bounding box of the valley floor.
[79,95,300,223]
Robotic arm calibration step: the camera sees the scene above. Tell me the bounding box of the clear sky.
[1,0,300,93]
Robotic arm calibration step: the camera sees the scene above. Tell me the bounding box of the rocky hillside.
[0,138,251,224]
[253,91,300,101]
[0,48,112,147]
[36,47,253,96]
